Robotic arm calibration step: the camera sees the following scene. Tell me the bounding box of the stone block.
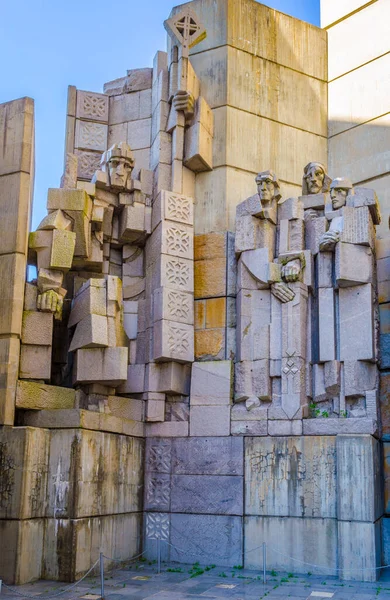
[16,381,75,410]
[69,314,108,352]
[153,287,194,325]
[245,516,337,575]
[337,435,382,523]
[153,362,191,395]
[241,247,274,286]
[381,374,390,438]
[74,120,107,152]
[339,284,374,361]
[73,346,128,385]
[144,472,171,511]
[335,242,373,287]
[146,399,165,422]
[153,319,194,363]
[0,337,20,424]
[383,518,390,566]
[0,97,34,177]
[146,421,189,437]
[245,436,337,518]
[21,310,53,345]
[172,437,243,475]
[119,202,147,244]
[68,279,107,327]
[303,417,377,436]
[0,172,33,256]
[123,312,138,339]
[324,360,340,396]
[127,117,151,150]
[231,421,268,436]
[46,429,144,519]
[317,251,333,288]
[318,288,335,362]
[205,297,226,328]
[43,512,141,582]
[76,90,108,122]
[344,360,377,397]
[305,215,327,255]
[236,289,271,362]
[107,396,144,421]
[380,333,390,370]
[169,514,243,567]
[24,283,38,311]
[157,255,194,293]
[190,405,230,437]
[152,190,194,230]
[267,420,303,436]
[338,520,381,582]
[0,426,49,519]
[145,438,172,473]
[235,214,276,256]
[184,120,213,172]
[0,252,26,336]
[0,519,44,584]
[195,328,225,360]
[171,474,243,515]
[19,344,51,380]
[190,361,232,406]
[235,360,271,402]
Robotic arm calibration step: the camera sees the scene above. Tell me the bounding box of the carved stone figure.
[302,161,332,195]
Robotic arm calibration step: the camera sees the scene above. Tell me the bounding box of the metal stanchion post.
[0,579,2,594]
[157,537,161,574]
[100,552,105,600]
[262,542,266,584]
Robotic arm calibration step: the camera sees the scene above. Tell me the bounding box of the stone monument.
[0,0,389,586]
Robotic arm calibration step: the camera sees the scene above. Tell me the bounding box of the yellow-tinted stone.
[195,300,206,329]
[47,188,92,215]
[194,232,226,260]
[205,297,226,329]
[195,329,224,359]
[16,381,75,410]
[50,230,76,269]
[195,258,226,299]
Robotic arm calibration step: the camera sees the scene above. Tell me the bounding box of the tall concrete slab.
[0,97,34,425]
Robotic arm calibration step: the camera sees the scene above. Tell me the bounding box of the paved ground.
[3,562,390,600]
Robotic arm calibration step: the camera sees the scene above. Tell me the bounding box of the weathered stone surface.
[170,474,243,515]
[0,97,34,177]
[231,420,268,436]
[19,344,52,380]
[0,427,49,519]
[145,421,189,437]
[195,328,225,360]
[22,408,144,437]
[144,472,171,511]
[337,435,382,523]
[303,417,377,436]
[335,242,373,287]
[43,513,141,582]
[235,360,271,402]
[0,519,44,584]
[338,520,381,582]
[318,288,335,362]
[267,419,303,436]
[16,381,75,410]
[245,516,337,575]
[68,280,107,327]
[73,347,128,385]
[245,436,337,518]
[0,337,20,424]
[107,396,144,422]
[153,319,194,363]
[169,514,243,567]
[145,438,172,473]
[47,429,144,518]
[0,252,26,336]
[190,406,230,437]
[381,374,390,438]
[190,361,232,406]
[69,314,108,352]
[117,364,145,395]
[344,360,377,397]
[172,437,243,475]
[339,284,374,361]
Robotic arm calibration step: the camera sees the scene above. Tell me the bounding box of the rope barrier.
[1,560,99,599]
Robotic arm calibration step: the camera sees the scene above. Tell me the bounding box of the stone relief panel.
[76,91,109,122]
[75,120,108,152]
[145,512,170,540]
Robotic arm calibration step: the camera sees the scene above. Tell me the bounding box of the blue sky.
[0,0,319,228]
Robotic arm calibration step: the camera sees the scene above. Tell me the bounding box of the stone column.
[0,98,34,425]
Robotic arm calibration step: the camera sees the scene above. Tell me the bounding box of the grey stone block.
[170,514,243,567]
[190,406,230,437]
[303,417,377,436]
[338,520,381,582]
[339,283,374,361]
[231,421,267,436]
[268,419,302,436]
[245,436,337,518]
[171,474,243,515]
[244,516,337,575]
[337,435,382,523]
[145,438,172,473]
[144,472,171,511]
[172,437,243,475]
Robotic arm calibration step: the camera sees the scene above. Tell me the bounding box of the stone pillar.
[0,98,34,425]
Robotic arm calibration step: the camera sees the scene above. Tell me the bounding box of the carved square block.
[145,512,170,541]
[146,438,172,473]
[152,221,193,260]
[153,319,194,363]
[152,190,194,230]
[76,91,108,122]
[75,150,103,180]
[153,287,194,325]
[159,256,194,292]
[144,473,171,511]
[75,120,108,152]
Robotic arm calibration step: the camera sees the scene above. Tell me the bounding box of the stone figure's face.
[330,187,348,210]
[305,165,325,194]
[257,176,276,204]
[108,157,133,189]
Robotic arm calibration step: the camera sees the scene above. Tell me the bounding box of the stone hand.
[271,282,295,303]
[172,90,195,120]
[281,259,301,283]
[319,230,340,251]
[37,289,63,320]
